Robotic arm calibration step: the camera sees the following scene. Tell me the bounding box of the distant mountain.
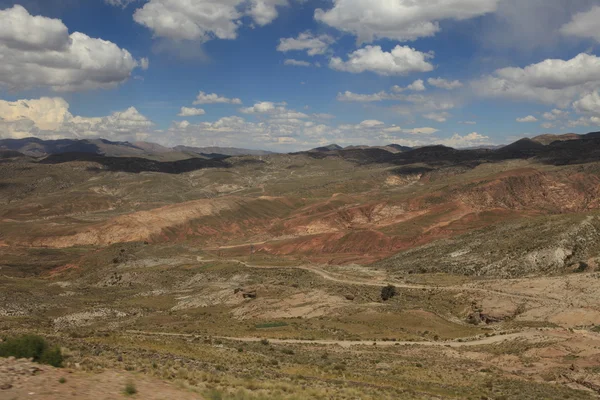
[39,152,229,174]
[0,150,26,159]
[309,144,343,152]
[386,144,412,152]
[531,134,581,145]
[0,138,202,161]
[174,145,275,157]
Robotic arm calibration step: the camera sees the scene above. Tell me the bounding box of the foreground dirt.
[0,358,203,400]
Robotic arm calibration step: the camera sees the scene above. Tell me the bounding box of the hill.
[174,145,275,157]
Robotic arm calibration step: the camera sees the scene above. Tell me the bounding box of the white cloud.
[133,0,288,42]
[560,6,600,42]
[314,0,499,43]
[178,107,206,117]
[193,91,242,105]
[104,0,138,8]
[424,112,451,122]
[541,122,555,129]
[240,101,279,114]
[567,116,600,127]
[439,132,491,148]
[247,0,289,26]
[0,97,153,141]
[239,102,309,125]
[133,0,243,41]
[0,5,145,92]
[516,115,538,122]
[337,91,401,102]
[0,4,68,51]
[480,0,598,51]
[312,113,335,120]
[407,79,426,92]
[358,120,384,128]
[473,53,600,107]
[428,77,463,90]
[392,80,427,93]
[284,59,312,67]
[330,45,434,76]
[542,109,569,120]
[404,127,439,135]
[391,93,458,117]
[573,91,600,115]
[277,31,334,56]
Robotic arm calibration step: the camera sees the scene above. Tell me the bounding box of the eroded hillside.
[3,142,600,398]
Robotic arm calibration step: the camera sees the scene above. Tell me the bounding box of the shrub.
[0,335,63,367]
[124,382,137,396]
[381,285,397,301]
[260,339,270,346]
[59,377,67,384]
[40,346,64,367]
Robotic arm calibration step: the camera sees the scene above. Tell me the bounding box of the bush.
[124,382,137,396]
[381,285,397,301]
[0,335,63,367]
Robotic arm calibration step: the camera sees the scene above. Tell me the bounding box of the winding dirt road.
[125,329,560,348]
[196,256,557,303]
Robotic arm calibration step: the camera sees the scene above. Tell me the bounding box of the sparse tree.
[381,285,397,301]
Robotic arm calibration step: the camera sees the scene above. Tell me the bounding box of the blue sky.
[0,0,600,151]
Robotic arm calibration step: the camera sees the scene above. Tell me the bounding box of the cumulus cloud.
[439,132,491,148]
[0,5,146,91]
[407,80,426,92]
[566,116,600,127]
[560,6,600,42]
[134,0,243,41]
[337,91,402,102]
[392,80,426,93]
[0,97,153,141]
[573,91,600,115]
[481,0,598,51]
[424,112,452,122]
[314,0,499,43]
[277,31,334,56]
[239,101,309,125]
[284,59,312,67]
[240,101,280,114]
[542,109,569,120]
[133,0,288,42]
[104,0,138,8]
[247,0,289,26]
[541,122,555,129]
[193,91,242,105]
[516,115,538,122]
[178,107,206,116]
[391,93,458,118]
[428,77,463,90]
[330,45,434,76]
[473,53,600,107]
[1,96,489,151]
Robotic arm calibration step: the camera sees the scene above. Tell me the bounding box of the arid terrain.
[3,135,600,399]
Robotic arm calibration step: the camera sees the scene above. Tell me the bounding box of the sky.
[0,0,600,151]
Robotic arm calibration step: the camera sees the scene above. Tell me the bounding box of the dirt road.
[126,329,560,348]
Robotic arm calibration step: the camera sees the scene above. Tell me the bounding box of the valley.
[3,135,600,399]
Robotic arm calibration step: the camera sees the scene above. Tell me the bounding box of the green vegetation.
[0,335,63,367]
[255,322,288,329]
[124,381,137,396]
[381,285,397,301]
